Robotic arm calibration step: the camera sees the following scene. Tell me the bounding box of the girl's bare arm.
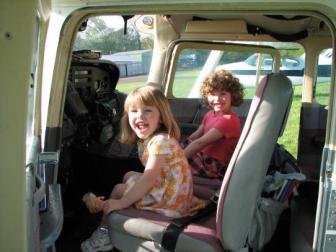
[184,128,223,158]
[188,124,204,141]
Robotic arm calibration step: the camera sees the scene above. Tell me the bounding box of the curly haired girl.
[184,70,244,178]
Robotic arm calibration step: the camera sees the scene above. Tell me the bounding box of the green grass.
[315,82,330,105]
[172,69,202,97]
[278,83,329,157]
[278,86,301,157]
[117,72,330,158]
[116,82,145,93]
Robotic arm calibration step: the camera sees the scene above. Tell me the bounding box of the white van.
[1,1,336,251]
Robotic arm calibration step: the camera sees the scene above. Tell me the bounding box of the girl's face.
[128,103,161,139]
[207,90,232,114]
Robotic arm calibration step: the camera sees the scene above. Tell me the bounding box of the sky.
[101,15,124,29]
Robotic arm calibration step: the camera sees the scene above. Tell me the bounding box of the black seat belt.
[161,192,219,252]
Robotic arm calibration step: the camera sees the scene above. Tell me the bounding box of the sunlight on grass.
[278,86,301,158]
[173,69,202,97]
[116,82,145,93]
[278,83,329,158]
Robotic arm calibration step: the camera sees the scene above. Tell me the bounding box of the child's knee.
[110,183,126,199]
[123,171,141,182]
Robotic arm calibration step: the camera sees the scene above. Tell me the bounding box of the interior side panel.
[169,98,202,124]
[297,102,327,181]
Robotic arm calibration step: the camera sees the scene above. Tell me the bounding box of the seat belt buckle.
[210,190,220,204]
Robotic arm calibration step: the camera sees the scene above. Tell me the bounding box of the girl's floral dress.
[125,133,205,218]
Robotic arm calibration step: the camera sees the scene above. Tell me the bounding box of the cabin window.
[170,42,304,158]
[171,44,304,99]
[73,15,154,94]
[315,48,332,105]
[172,48,275,99]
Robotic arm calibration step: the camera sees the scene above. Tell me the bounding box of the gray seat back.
[217,73,293,250]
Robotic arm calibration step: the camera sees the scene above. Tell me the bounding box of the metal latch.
[38,152,59,165]
[37,152,59,211]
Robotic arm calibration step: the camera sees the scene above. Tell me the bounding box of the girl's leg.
[100,183,127,226]
[189,152,224,178]
[109,183,127,199]
[82,181,130,250]
[189,152,207,177]
[122,171,142,183]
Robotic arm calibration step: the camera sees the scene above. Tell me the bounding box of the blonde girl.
[81,86,205,252]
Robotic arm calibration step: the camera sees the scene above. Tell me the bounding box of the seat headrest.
[69,59,120,100]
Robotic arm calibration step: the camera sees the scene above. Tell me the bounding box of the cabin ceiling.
[166,14,329,37]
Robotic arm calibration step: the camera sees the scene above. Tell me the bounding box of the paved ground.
[118,74,148,84]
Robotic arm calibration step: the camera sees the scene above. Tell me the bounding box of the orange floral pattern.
[133,133,206,217]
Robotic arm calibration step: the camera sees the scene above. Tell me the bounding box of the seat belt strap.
[161,192,219,251]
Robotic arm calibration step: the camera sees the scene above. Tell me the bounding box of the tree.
[141,36,154,49]
[73,17,154,54]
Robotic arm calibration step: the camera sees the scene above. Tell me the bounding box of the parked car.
[216,51,331,86]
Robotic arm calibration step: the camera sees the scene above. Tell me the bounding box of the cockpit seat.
[65,58,122,144]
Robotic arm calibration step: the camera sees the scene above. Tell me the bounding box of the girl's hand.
[96,196,105,211]
[103,199,124,214]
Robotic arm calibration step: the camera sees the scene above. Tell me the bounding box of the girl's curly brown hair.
[200,70,244,107]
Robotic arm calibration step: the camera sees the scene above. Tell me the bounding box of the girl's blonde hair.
[120,86,180,144]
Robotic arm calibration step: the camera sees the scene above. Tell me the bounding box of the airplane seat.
[106,73,293,251]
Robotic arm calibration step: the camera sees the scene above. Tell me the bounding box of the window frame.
[163,41,282,98]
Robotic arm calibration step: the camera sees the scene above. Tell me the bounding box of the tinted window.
[315,48,332,105]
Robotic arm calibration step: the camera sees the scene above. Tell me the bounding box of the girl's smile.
[207,90,232,115]
[128,104,161,139]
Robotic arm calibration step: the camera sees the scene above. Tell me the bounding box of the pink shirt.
[202,111,241,166]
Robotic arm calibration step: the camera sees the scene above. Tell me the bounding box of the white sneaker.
[81,227,114,252]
